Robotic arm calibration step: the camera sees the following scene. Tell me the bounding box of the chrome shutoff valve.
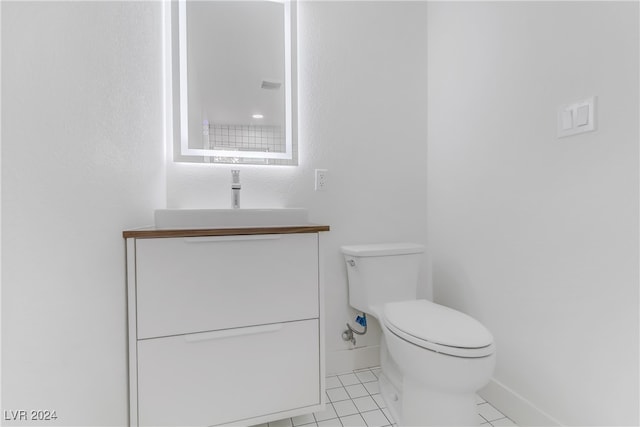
[342,313,368,346]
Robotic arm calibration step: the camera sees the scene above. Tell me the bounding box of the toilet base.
[379,372,479,427]
[379,332,484,426]
[378,372,402,425]
[403,375,478,426]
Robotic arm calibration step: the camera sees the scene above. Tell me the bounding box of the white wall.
[1,2,165,425]
[427,2,639,426]
[166,1,429,373]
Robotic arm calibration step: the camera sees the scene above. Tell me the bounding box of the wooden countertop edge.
[123,225,330,239]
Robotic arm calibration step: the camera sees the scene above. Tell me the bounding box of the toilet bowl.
[379,300,495,426]
[341,243,496,426]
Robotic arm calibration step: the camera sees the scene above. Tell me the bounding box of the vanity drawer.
[136,319,320,426]
[135,233,318,339]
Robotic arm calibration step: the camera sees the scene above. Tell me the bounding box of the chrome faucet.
[231,170,241,209]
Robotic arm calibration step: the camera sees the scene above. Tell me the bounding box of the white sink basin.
[154,208,309,229]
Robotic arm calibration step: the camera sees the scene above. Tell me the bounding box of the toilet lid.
[383,300,494,357]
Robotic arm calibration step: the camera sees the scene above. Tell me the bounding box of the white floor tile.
[492,418,517,426]
[269,419,293,427]
[333,399,359,417]
[326,376,343,389]
[355,370,377,383]
[381,408,393,425]
[292,413,316,426]
[363,381,380,395]
[371,394,385,409]
[254,367,519,427]
[317,418,342,427]
[352,396,378,413]
[340,413,367,427]
[477,402,507,422]
[327,387,350,402]
[345,383,369,399]
[338,373,361,386]
[314,405,338,422]
[360,409,391,427]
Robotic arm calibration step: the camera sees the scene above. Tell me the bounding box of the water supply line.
[342,313,367,346]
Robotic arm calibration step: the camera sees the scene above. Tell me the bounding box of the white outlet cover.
[557,96,596,138]
[315,169,328,191]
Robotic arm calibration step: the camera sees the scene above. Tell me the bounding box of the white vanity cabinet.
[124,226,328,427]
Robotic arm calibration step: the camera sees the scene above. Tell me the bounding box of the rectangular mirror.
[167,0,298,165]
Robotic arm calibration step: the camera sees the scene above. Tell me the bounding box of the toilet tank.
[341,243,425,314]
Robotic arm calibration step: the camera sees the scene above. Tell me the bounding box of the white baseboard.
[326,345,380,375]
[479,378,563,427]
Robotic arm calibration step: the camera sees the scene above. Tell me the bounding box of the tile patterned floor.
[254,367,518,427]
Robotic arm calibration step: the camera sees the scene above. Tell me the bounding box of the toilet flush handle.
[347,259,356,267]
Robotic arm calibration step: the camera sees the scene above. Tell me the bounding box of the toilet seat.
[383,300,495,358]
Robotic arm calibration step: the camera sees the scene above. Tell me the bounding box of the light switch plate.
[557,96,596,138]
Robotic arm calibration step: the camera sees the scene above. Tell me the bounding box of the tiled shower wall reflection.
[207,123,296,165]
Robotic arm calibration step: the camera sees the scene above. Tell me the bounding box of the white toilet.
[341,243,496,426]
